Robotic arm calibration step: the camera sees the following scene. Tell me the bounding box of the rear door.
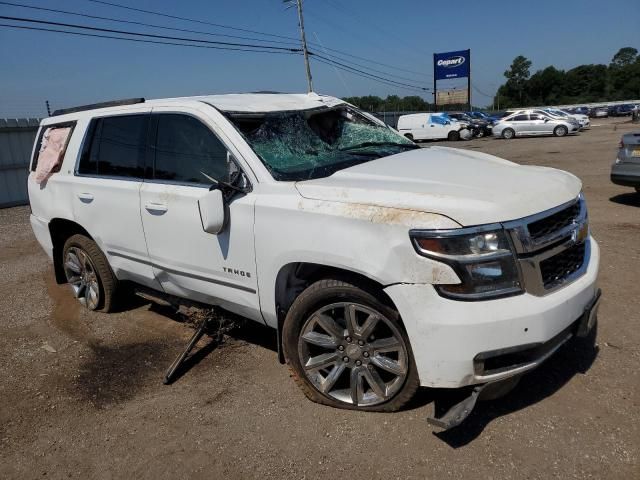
[72,110,160,289]
[139,108,261,322]
[510,114,531,135]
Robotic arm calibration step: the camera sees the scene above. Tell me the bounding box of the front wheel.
[554,125,568,137]
[501,128,515,139]
[283,279,419,412]
[447,130,460,141]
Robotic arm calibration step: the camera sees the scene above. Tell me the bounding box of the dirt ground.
[1,117,639,479]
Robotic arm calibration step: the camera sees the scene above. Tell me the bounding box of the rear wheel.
[447,130,460,141]
[62,234,117,312]
[501,128,515,139]
[283,279,419,412]
[553,125,568,137]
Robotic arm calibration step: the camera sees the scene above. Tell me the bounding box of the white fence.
[0,118,40,208]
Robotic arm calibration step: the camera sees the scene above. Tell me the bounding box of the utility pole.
[294,0,313,92]
[45,100,51,116]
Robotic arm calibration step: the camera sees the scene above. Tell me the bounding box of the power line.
[312,56,428,93]
[82,0,429,79]
[85,0,302,42]
[0,15,303,52]
[0,23,302,55]
[0,1,301,47]
[311,53,430,92]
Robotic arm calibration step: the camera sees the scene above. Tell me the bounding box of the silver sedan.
[493,112,579,139]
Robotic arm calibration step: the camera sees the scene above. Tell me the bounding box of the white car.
[546,108,590,130]
[28,93,600,429]
[397,112,468,141]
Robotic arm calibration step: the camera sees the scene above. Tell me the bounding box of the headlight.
[410,225,523,300]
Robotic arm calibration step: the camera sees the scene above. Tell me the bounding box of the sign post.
[433,49,471,109]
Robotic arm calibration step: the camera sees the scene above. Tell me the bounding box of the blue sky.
[0,0,638,117]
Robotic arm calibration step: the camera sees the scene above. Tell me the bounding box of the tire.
[283,279,419,412]
[475,129,485,138]
[635,187,640,194]
[447,130,460,141]
[403,133,414,141]
[501,128,515,140]
[62,234,118,312]
[553,125,568,137]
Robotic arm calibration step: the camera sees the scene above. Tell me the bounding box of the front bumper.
[385,236,600,388]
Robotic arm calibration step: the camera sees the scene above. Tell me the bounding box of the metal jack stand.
[164,315,217,385]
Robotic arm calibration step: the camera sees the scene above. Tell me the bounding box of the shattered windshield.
[229,106,417,181]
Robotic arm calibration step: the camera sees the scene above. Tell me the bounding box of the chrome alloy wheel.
[298,302,409,407]
[63,247,100,310]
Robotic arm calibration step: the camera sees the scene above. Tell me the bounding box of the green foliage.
[495,48,640,107]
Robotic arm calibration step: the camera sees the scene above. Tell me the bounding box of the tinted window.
[512,114,529,122]
[78,114,148,178]
[153,114,228,184]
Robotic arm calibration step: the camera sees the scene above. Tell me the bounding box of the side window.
[78,114,148,178]
[153,114,228,185]
[512,114,529,122]
[430,116,446,125]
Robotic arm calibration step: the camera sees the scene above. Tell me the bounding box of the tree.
[610,47,638,68]
[503,55,532,104]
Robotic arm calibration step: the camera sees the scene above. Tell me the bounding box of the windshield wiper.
[338,141,419,152]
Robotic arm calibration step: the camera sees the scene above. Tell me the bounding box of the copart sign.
[434,50,470,80]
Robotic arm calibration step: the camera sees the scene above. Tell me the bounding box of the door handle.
[77,193,94,203]
[145,202,168,214]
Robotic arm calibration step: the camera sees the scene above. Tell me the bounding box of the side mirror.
[544,118,550,122]
[198,188,226,235]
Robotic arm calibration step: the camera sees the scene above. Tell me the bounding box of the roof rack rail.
[51,98,145,117]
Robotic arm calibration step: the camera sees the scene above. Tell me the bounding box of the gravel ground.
[0,118,639,479]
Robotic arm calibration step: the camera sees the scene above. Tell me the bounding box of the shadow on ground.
[609,192,640,207]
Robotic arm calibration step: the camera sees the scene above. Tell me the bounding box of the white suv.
[28,93,600,427]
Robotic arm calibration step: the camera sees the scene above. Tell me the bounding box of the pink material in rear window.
[34,127,72,184]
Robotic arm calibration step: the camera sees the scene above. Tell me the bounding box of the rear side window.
[512,114,529,121]
[78,114,148,178]
[152,114,228,185]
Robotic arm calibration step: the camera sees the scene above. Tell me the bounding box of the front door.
[139,110,262,322]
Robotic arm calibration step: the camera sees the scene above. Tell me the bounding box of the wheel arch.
[273,262,400,364]
[48,218,94,284]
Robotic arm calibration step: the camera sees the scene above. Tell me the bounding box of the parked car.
[590,107,609,118]
[611,132,640,193]
[487,111,509,123]
[447,112,492,137]
[567,106,590,116]
[397,112,468,141]
[27,93,600,429]
[493,111,579,139]
[545,108,590,130]
[609,104,635,117]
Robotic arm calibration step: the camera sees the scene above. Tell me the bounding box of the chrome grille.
[504,195,589,296]
[527,201,581,241]
[540,242,586,289]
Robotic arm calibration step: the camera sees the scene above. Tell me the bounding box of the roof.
[42,93,347,124]
[153,92,346,113]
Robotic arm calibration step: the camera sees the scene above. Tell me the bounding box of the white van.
[397,113,465,141]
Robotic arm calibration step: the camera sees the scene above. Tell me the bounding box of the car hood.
[295,147,581,226]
